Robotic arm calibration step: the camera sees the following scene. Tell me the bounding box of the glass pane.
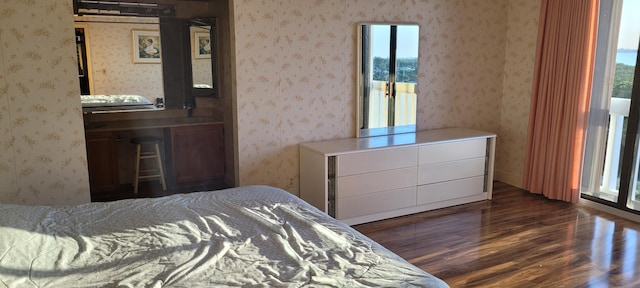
[369,25,391,129]
[630,140,640,210]
[598,1,639,201]
[619,0,640,211]
[582,0,639,207]
[394,25,419,127]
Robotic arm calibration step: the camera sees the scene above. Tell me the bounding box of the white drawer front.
[336,187,416,220]
[419,139,486,165]
[418,157,485,185]
[417,176,485,205]
[336,167,417,198]
[336,147,418,176]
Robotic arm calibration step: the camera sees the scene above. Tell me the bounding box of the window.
[582,0,640,213]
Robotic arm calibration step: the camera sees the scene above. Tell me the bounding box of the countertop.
[83,108,223,132]
[84,117,223,132]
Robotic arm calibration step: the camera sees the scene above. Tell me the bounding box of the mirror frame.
[160,16,218,109]
[188,18,218,100]
[356,22,419,138]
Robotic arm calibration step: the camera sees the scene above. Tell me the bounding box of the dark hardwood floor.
[354,181,640,288]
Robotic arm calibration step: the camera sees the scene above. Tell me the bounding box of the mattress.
[0,185,449,287]
[80,94,157,112]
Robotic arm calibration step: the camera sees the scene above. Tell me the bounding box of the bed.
[0,185,449,287]
[80,94,159,113]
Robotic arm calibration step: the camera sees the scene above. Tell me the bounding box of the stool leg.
[133,144,141,194]
[155,143,167,191]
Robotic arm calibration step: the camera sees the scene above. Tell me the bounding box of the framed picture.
[132,30,161,63]
[194,31,212,59]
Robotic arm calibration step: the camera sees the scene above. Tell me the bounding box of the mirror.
[189,18,217,99]
[74,15,166,112]
[73,14,219,112]
[357,23,419,137]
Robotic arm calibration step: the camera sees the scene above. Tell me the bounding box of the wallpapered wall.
[232,0,522,194]
[0,0,540,204]
[498,0,541,187]
[0,0,90,204]
[76,16,164,105]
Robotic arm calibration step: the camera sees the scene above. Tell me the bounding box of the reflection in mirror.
[189,18,217,99]
[357,23,419,137]
[191,26,213,88]
[74,15,165,112]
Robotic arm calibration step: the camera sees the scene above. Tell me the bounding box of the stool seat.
[131,136,162,145]
[131,136,166,194]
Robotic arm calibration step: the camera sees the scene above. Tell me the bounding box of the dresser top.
[299,128,496,155]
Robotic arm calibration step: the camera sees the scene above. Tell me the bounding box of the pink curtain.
[523,0,599,203]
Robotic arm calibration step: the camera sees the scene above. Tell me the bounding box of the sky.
[618,0,640,49]
[370,25,419,58]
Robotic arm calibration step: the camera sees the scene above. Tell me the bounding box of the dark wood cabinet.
[169,123,225,183]
[85,131,119,193]
[85,119,227,201]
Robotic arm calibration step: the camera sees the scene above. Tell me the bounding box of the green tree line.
[372,57,418,83]
[613,63,635,98]
[372,58,633,96]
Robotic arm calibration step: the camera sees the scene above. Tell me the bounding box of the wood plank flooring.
[354,182,640,288]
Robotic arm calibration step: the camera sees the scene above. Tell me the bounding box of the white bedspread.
[80,94,154,107]
[0,186,449,287]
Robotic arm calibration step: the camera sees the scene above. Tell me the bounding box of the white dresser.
[299,128,496,225]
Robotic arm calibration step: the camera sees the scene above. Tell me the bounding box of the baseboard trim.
[494,169,523,189]
[578,198,640,223]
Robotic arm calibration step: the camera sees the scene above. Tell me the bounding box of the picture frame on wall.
[194,31,211,59]
[132,30,161,63]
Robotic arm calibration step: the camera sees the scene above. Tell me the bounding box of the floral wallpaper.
[232,0,515,194]
[497,0,541,187]
[233,0,353,193]
[0,0,90,205]
[0,24,14,201]
[76,16,164,105]
[0,0,540,204]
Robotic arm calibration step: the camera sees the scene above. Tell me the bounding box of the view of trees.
[371,56,632,96]
[612,61,640,199]
[372,57,418,83]
[613,63,635,98]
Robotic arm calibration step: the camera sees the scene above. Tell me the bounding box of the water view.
[617,49,637,66]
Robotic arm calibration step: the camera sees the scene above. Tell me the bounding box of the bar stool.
[131,136,166,194]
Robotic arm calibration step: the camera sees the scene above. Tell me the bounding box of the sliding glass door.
[582,0,640,213]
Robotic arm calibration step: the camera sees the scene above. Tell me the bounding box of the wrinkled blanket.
[0,185,449,287]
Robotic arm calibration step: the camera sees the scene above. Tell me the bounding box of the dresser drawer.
[336,167,417,198]
[419,139,486,165]
[336,187,416,220]
[417,176,484,205]
[336,147,418,176]
[418,157,485,185]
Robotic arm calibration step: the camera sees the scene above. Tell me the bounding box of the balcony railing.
[601,97,629,194]
[365,81,417,128]
[600,97,640,207]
